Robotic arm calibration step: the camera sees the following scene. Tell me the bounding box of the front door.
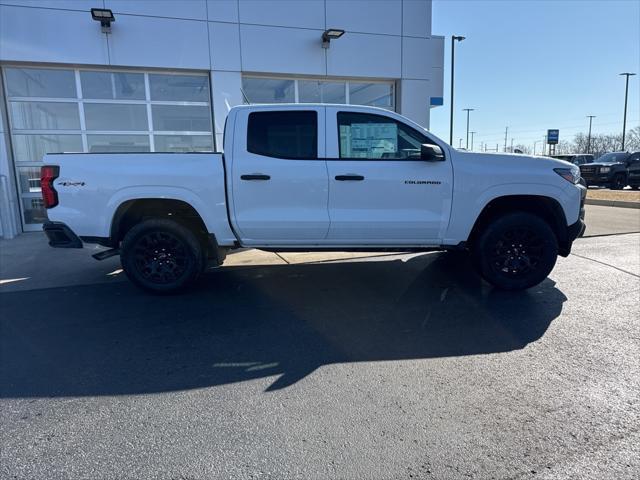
[325,108,453,244]
[230,107,329,244]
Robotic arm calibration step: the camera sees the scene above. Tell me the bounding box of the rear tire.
[120,218,205,294]
[472,212,558,291]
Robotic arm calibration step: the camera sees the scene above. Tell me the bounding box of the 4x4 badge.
[59,181,85,187]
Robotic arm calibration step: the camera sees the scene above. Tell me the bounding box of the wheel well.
[110,199,216,257]
[467,195,567,247]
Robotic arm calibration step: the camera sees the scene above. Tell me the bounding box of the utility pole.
[586,115,596,154]
[504,127,508,152]
[449,35,466,145]
[510,138,514,153]
[470,131,476,151]
[463,108,474,149]
[620,72,636,150]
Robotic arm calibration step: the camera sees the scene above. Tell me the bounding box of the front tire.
[120,218,205,293]
[472,212,558,290]
[611,174,626,190]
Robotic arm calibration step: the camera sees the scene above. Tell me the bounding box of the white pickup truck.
[41,104,586,293]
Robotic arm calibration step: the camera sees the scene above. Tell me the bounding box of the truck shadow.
[0,253,566,397]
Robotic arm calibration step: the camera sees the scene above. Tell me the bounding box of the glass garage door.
[242,76,395,110]
[2,66,214,231]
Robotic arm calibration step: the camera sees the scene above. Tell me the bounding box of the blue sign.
[547,129,559,144]
[430,97,444,106]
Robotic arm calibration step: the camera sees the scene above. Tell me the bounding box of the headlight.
[554,166,580,184]
[600,166,611,173]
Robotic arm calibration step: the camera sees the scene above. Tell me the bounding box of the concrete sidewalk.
[0,232,406,292]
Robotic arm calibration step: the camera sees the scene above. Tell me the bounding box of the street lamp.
[449,35,466,145]
[620,73,636,151]
[462,108,474,149]
[470,131,476,151]
[586,115,596,154]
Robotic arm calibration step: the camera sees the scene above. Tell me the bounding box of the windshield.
[596,152,627,163]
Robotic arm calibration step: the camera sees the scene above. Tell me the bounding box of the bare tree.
[625,126,640,151]
[571,132,627,158]
[555,140,573,154]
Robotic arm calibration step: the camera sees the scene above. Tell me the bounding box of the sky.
[429,0,640,152]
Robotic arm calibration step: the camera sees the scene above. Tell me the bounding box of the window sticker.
[340,123,398,158]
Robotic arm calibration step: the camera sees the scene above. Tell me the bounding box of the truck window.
[337,112,431,160]
[247,111,317,159]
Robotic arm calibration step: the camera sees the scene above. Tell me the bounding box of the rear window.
[247,111,317,159]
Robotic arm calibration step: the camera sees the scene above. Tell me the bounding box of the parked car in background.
[551,154,594,165]
[579,151,634,189]
[627,152,640,190]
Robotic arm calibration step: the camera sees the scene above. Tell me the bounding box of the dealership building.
[0,0,444,238]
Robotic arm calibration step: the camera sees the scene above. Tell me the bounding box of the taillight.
[40,165,60,208]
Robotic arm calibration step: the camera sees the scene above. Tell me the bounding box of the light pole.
[459,138,463,148]
[462,108,474,149]
[586,115,596,154]
[449,35,466,145]
[504,127,508,152]
[620,73,636,151]
[470,131,476,151]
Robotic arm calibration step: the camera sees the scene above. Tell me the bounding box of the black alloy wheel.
[121,219,204,293]
[133,231,190,285]
[473,212,558,290]
[488,226,545,278]
[611,174,626,190]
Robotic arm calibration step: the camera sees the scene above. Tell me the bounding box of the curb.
[585,198,640,209]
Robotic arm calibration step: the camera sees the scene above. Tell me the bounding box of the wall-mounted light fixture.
[322,29,345,49]
[91,8,115,34]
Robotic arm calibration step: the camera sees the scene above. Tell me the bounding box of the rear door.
[324,107,453,244]
[229,107,329,244]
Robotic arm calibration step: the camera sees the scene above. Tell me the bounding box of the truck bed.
[43,152,237,246]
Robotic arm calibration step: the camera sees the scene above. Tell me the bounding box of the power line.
[472,118,639,139]
[474,111,635,133]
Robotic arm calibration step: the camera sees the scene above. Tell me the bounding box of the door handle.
[241,174,271,181]
[335,174,365,181]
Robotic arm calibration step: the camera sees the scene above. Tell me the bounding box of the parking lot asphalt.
[580,204,640,237]
[1,208,639,479]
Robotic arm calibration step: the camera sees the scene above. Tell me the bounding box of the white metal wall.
[0,0,444,236]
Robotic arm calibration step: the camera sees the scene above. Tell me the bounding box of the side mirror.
[421,144,445,162]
